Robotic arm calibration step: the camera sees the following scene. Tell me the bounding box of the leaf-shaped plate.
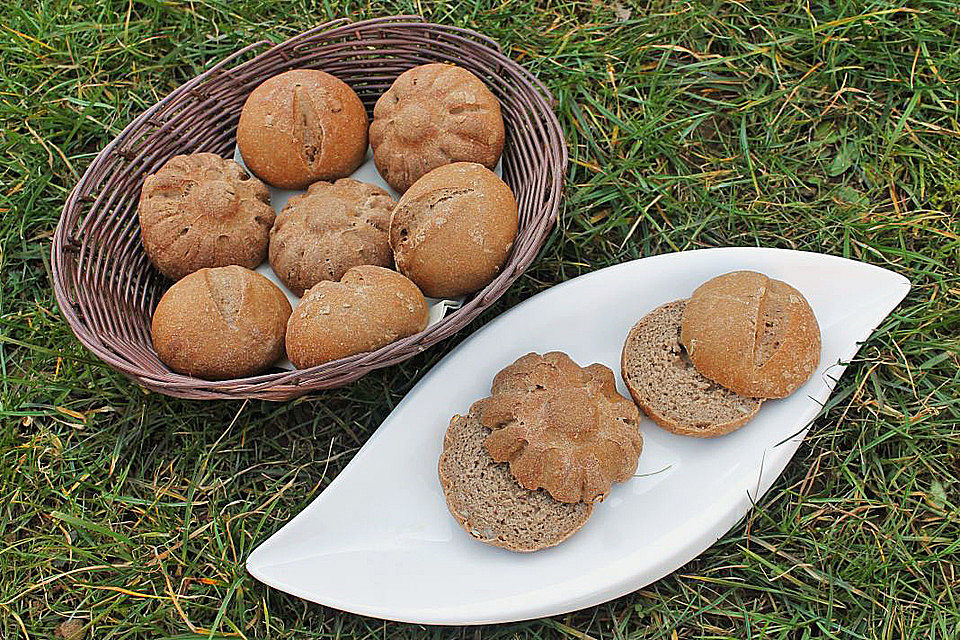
[246,248,909,624]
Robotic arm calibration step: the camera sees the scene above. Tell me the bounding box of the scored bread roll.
[151,266,291,380]
[285,265,429,369]
[680,271,821,398]
[237,69,368,189]
[621,300,762,437]
[390,162,518,298]
[439,411,593,553]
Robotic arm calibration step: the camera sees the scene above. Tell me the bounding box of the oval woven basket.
[52,16,567,401]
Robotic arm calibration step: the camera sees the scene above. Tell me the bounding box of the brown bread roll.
[269,178,394,296]
[285,265,429,369]
[151,266,292,380]
[621,300,762,437]
[679,271,821,398]
[138,153,274,281]
[237,69,368,189]
[370,63,504,193]
[471,352,642,504]
[390,162,518,298]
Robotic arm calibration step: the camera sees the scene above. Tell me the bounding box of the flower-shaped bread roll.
[472,352,642,504]
[369,63,504,194]
[138,153,274,281]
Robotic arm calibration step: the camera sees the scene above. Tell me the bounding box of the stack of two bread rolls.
[621,271,821,437]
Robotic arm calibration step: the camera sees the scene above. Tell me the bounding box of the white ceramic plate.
[246,247,909,624]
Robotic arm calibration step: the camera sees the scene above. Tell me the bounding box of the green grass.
[2,0,959,637]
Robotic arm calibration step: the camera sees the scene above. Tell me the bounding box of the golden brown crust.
[150,266,292,380]
[472,352,642,504]
[285,265,429,369]
[370,63,504,193]
[620,300,763,438]
[237,69,368,189]
[679,271,821,398]
[390,162,518,298]
[268,178,394,296]
[137,153,273,281]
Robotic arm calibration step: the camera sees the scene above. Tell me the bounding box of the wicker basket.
[52,16,566,401]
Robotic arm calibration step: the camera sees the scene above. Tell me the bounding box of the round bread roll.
[237,69,368,189]
[151,266,292,380]
[138,153,274,281]
[369,63,504,193]
[390,162,518,298]
[269,179,394,296]
[622,300,762,437]
[679,271,821,398]
[473,352,642,504]
[286,265,429,369]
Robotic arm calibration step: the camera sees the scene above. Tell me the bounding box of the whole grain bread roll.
[622,300,762,437]
[680,271,821,398]
[472,352,642,504]
[269,178,394,296]
[285,265,429,368]
[370,63,504,193]
[439,411,593,552]
[138,153,274,281]
[390,162,518,298]
[151,265,292,380]
[237,69,368,189]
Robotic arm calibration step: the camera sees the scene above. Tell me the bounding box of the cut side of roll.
[439,412,593,552]
[621,300,762,437]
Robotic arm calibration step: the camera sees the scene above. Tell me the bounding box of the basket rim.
[52,15,568,400]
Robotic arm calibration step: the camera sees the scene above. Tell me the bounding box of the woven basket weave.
[52,16,566,401]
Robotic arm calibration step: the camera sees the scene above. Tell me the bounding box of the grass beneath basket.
[1,0,958,638]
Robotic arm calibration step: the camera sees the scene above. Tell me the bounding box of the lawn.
[2,0,959,638]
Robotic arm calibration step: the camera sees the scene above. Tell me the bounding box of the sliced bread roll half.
[439,412,593,552]
[621,300,762,437]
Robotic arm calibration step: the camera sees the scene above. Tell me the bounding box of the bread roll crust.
[370,63,504,193]
[151,265,292,379]
[138,153,274,281]
[269,178,394,296]
[472,352,642,504]
[679,271,821,398]
[237,69,368,189]
[285,265,429,368]
[390,162,518,298]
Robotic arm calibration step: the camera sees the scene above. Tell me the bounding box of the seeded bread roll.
[138,153,274,281]
[151,266,291,380]
[439,411,593,553]
[621,300,763,437]
[237,69,368,189]
[370,63,504,193]
[269,178,394,296]
[286,265,429,369]
[390,162,518,298]
[680,271,821,398]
